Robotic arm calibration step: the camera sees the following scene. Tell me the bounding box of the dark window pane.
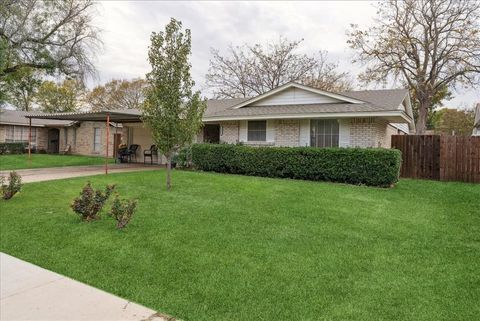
[248,121,267,141]
[332,135,339,147]
[324,134,331,147]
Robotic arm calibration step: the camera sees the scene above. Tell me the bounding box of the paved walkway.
[0,252,171,321]
[0,164,163,183]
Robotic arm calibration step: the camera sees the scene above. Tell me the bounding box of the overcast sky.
[91,1,479,109]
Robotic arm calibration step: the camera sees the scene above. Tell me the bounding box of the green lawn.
[0,154,114,170]
[1,170,479,321]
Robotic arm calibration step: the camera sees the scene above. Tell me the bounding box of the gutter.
[203,110,413,123]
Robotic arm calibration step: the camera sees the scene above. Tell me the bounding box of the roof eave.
[203,110,412,123]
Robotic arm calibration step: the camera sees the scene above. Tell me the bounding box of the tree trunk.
[166,154,172,191]
[415,98,431,134]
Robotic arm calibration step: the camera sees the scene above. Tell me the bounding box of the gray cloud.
[91,1,479,108]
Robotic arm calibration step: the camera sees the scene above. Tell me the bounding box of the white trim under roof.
[203,110,413,123]
[231,82,366,109]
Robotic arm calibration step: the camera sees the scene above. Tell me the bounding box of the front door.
[203,124,220,143]
[47,128,60,154]
[113,133,122,157]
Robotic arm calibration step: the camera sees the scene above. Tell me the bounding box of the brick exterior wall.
[275,120,300,147]
[58,122,118,157]
[349,118,392,148]
[383,124,399,148]
[0,125,5,142]
[220,121,239,144]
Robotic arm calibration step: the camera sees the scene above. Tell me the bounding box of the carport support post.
[105,113,110,175]
[28,118,32,162]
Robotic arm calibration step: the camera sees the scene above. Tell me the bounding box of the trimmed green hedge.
[0,143,27,155]
[191,144,402,187]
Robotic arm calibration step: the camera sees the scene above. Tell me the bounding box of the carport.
[25,110,143,174]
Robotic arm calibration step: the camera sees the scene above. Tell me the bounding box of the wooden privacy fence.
[391,135,480,183]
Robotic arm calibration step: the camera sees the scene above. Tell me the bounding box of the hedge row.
[0,143,28,155]
[191,144,402,187]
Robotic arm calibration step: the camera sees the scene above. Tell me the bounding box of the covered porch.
[25,110,163,174]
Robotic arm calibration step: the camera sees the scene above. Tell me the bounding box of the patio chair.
[144,145,158,164]
[60,144,71,155]
[127,144,139,162]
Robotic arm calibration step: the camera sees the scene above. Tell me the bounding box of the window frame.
[93,127,101,152]
[310,119,339,148]
[247,120,267,142]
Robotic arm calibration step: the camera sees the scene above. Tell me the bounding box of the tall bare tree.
[86,79,148,111]
[206,38,352,99]
[0,0,101,80]
[348,0,480,134]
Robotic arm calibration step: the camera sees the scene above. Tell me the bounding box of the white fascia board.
[0,122,45,127]
[203,111,412,123]
[230,82,365,109]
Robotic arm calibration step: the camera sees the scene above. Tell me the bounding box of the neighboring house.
[0,109,120,156]
[200,82,414,148]
[0,109,72,153]
[22,82,415,163]
[473,103,480,136]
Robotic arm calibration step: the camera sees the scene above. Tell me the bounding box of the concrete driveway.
[0,164,163,183]
[0,252,171,321]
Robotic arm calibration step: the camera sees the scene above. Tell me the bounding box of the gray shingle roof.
[205,98,249,116]
[204,89,410,119]
[0,109,73,127]
[340,89,409,110]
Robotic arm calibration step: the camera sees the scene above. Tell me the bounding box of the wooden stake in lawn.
[142,18,206,191]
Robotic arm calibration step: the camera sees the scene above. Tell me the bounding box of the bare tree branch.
[348,0,480,133]
[206,38,353,98]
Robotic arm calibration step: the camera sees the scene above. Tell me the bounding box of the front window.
[93,128,101,152]
[5,125,36,145]
[310,119,339,147]
[247,120,266,141]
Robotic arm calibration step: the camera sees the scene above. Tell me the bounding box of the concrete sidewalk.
[0,164,163,183]
[0,253,171,321]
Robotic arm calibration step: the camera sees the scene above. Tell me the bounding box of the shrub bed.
[0,143,27,155]
[191,143,402,187]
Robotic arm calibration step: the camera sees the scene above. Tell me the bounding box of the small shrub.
[1,171,22,200]
[173,146,192,168]
[71,182,115,221]
[108,194,137,229]
[191,143,402,187]
[0,142,27,155]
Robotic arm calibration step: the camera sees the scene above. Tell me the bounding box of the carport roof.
[25,109,142,123]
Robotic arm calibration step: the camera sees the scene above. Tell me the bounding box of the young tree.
[348,0,480,134]
[86,78,147,111]
[206,38,352,98]
[142,18,206,191]
[36,79,85,113]
[0,0,101,80]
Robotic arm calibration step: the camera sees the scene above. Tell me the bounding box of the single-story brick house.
[200,82,414,148]
[0,109,120,156]
[21,82,415,163]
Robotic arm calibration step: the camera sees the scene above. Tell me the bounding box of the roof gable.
[232,82,365,109]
